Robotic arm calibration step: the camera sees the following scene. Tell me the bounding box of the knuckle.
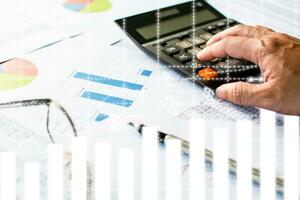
[262,36,279,49]
[246,26,257,37]
[231,24,246,33]
[249,39,262,63]
[257,36,280,60]
[230,83,246,104]
[255,25,274,32]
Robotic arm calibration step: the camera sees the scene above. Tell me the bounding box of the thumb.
[216,82,268,107]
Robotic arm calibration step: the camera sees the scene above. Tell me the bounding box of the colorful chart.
[0,58,38,91]
[63,0,112,13]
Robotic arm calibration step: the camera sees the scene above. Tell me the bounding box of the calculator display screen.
[136,9,218,40]
[115,1,224,44]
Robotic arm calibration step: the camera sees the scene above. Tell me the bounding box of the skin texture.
[197,25,300,115]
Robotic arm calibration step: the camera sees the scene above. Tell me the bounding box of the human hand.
[197,25,300,115]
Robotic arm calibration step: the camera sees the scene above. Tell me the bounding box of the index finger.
[197,36,261,64]
[207,25,273,45]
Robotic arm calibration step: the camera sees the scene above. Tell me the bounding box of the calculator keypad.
[205,25,217,32]
[162,45,180,56]
[165,39,180,46]
[187,37,206,46]
[157,19,260,88]
[173,52,192,63]
[175,40,193,49]
[199,32,213,40]
[188,47,202,56]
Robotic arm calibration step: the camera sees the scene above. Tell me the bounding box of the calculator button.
[165,39,181,46]
[196,2,203,7]
[162,45,180,55]
[199,44,207,49]
[187,37,206,46]
[173,52,192,63]
[195,28,206,35]
[226,58,245,66]
[184,62,197,74]
[199,33,213,41]
[216,22,226,29]
[188,47,202,56]
[187,61,199,68]
[175,40,193,50]
[205,25,217,32]
[210,58,221,65]
[212,29,223,35]
[198,67,218,79]
[179,34,190,40]
[211,62,228,74]
[214,62,227,68]
[227,19,236,26]
[187,60,207,69]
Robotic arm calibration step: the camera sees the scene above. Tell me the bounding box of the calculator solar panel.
[115,0,261,94]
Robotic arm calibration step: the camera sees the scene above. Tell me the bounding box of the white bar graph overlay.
[48,144,63,200]
[24,163,40,200]
[95,142,111,200]
[284,116,299,200]
[260,110,276,200]
[0,152,16,200]
[237,121,252,200]
[72,137,87,200]
[166,139,182,200]
[213,128,229,200]
[189,119,205,200]
[0,116,299,199]
[142,127,158,200]
[118,149,135,200]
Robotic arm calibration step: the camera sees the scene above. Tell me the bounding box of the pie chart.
[63,0,112,13]
[0,58,38,91]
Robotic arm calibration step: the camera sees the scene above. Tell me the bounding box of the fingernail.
[196,51,203,59]
[197,47,208,57]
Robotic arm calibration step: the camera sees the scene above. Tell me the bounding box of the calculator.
[115,0,261,94]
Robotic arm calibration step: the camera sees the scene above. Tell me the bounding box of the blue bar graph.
[141,70,152,77]
[95,113,109,122]
[82,91,134,107]
[74,72,144,91]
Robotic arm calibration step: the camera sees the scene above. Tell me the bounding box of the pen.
[128,122,284,196]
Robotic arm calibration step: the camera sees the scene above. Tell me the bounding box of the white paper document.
[0,0,126,62]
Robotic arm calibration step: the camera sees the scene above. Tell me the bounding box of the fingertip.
[197,46,217,61]
[196,51,203,60]
[206,39,213,45]
[215,84,229,100]
[196,49,206,60]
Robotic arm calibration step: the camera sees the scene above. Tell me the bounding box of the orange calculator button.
[198,67,218,79]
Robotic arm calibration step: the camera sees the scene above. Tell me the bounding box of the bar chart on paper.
[58,57,154,124]
[73,67,152,119]
[73,68,152,103]
[52,46,157,127]
[74,69,151,105]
